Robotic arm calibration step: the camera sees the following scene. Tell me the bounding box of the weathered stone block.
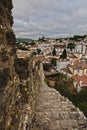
[0,67,10,88]
[14,58,29,79]
[6,31,16,44]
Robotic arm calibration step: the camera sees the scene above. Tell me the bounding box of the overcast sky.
[12,0,87,39]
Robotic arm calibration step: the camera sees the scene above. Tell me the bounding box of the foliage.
[56,38,59,41]
[30,40,35,45]
[18,45,27,50]
[69,35,87,41]
[54,74,87,117]
[52,47,56,56]
[44,78,49,85]
[76,90,87,102]
[60,49,67,59]
[38,36,46,42]
[37,48,41,54]
[73,35,86,40]
[77,102,87,116]
[67,43,75,51]
[51,58,57,66]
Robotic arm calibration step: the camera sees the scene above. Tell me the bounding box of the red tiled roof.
[73,75,87,84]
[70,61,87,69]
[43,42,51,44]
[49,80,55,87]
[63,67,72,74]
[53,44,66,48]
[72,59,79,64]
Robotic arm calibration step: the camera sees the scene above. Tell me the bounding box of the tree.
[18,45,27,50]
[30,40,35,46]
[42,36,45,41]
[60,49,67,59]
[51,58,57,66]
[38,36,45,42]
[37,48,41,54]
[67,43,75,51]
[52,47,56,56]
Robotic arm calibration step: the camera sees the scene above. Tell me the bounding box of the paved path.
[33,64,87,130]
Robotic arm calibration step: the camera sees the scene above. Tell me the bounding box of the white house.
[75,42,87,54]
[38,42,53,54]
[56,59,71,72]
[53,44,66,55]
[43,47,52,56]
[69,61,87,76]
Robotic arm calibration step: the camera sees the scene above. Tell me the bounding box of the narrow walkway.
[34,64,87,130]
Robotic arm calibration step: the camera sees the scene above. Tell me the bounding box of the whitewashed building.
[56,59,71,72]
[69,61,87,76]
[53,44,66,55]
[75,42,87,54]
[38,42,53,55]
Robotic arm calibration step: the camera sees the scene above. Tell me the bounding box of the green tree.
[67,43,75,51]
[37,48,41,54]
[42,36,45,41]
[52,47,56,56]
[30,40,35,46]
[18,45,27,50]
[38,36,45,42]
[51,58,57,66]
[60,49,67,59]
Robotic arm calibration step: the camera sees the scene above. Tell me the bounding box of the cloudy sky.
[13,0,87,39]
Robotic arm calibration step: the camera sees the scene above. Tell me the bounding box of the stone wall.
[0,0,16,87]
[0,0,17,129]
[0,52,41,130]
[0,1,40,129]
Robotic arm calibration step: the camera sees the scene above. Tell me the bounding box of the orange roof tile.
[70,61,87,69]
[73,75,87,84]
[53,44,66,48]
[72,59,79,64]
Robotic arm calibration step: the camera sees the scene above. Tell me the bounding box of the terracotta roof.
[58,59,70,62]
[70,61,87,69]
[72,59,79,64]
[62,67,72,74]
[53,44,66,48]
[49,80,55,87]
[73,75,87,84]
[43,42,51,44]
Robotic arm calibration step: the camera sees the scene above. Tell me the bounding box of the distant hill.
[17,38,33,42]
